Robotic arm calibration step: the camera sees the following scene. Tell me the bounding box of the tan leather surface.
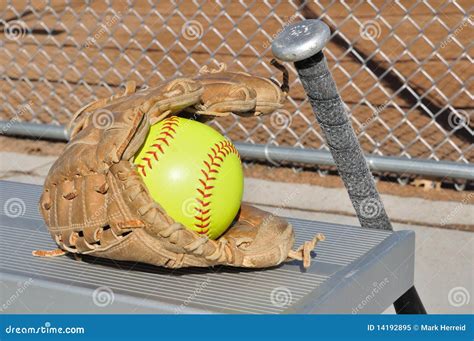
[37,66,323,269]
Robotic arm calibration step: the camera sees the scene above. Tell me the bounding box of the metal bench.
[1,180,415,314]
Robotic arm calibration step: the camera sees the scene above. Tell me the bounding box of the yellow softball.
[133,116,243,240]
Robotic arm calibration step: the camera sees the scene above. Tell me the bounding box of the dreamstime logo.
[360,20,381,40]
[1,101,33,134]
[352,278,389,314]
[181,20,203,41]
[359,198,382,219]
[181,197,200,218]
[447,110,470,130]
[0,278,33,312]
[270,286,292,307]
[355,101,388,135]
[92,286,114,307]
[83,12,122,48]
[448,287,470,307]
[174,278,210,313]
[440,192,473,226]
[4,321,85,334]
[347,176,376,197]
[2,20,28,41]
[3,198,26,218]
[270,109,292,130]
[261,188,301,226]
[92,109,114,129]
[440,15,473,49]
[262,14,298,49]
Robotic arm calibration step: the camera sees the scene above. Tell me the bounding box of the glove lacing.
[286,233,325,268]
[157,223,234,268]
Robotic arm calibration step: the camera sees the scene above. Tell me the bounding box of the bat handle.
[272,19,392,231]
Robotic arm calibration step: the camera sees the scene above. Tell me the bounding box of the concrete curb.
[0,152,57,185]
[243,178,473,227]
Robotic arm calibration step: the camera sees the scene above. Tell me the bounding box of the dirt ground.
[1,134,471,204]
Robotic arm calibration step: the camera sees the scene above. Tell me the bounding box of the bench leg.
[394,286,426,314]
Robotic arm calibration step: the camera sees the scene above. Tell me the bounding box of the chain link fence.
[1,1,472,168]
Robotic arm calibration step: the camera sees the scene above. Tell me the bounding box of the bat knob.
[272,19,331,62]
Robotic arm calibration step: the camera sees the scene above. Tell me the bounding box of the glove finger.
[194,82,257,116]
[222,204,292,249]
[69,81,137,139]
[194,66,286,117]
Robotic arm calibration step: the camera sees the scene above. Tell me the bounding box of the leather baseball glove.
[33,62,324,269]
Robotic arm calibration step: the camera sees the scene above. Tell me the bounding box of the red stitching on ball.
[143,157,152,169]
[137,116,180,177]
[146,150,159,161]
[151,144,164,153]
[137,164,146,176]
[194,140,240,236]
[196,198,210,207]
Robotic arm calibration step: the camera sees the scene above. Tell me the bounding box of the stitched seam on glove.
[194,140,239,236]
[136,116,180,177]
